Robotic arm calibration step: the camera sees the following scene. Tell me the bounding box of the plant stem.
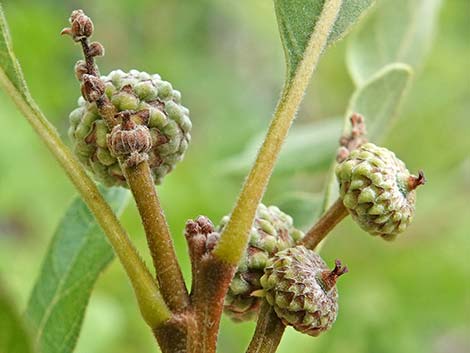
[301,198,349,250]
[246,300,285,353]
[187,2,343,352]
[123,160,189,312]
[188,256,235,353]
[0,68,170,328]
[214,0,343,266]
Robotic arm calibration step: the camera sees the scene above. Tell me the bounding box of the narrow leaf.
[0,282,35,353]
[274,0,374,80]
[347,0,443,84]
[220,119,342,176]
[26,187,129,353]
[0,4,32,101]
[345,63,413,140]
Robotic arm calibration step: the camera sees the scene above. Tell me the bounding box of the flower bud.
[74,60,88,81]
[88,41,105,57]
[107,118,152,159]
[81,74,105,102]
[70,10,94,41]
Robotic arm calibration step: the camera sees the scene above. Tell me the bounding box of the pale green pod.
[335,143,425,240]
[260,246,347,337]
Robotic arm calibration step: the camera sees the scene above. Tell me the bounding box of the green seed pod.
[220,204,304,322]
[335,143,425,240]
[68,70,191,187]
[260,245,347,336]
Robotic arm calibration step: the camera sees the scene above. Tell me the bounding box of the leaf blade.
[346,63,413,140]
[274,0,374,80]
[347,0,443,84]
[26,187,129,353]
[0,4,31,99]
[220,118,342,176]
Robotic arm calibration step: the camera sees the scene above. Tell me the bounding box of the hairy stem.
[246,300,285,353]
[123,160,189,312]
[0,68,171,328]
[214,0,343,265]
[188,1,343,352]
[188,256,234,353]
[301,198,348,250]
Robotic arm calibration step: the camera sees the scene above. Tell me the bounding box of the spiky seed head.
[260,245,347,336]
[220,204,304,322]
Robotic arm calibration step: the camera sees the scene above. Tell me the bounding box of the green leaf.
[0,4,31,100]
[26,187,130,353]
[0,282,35,353]
[274,0,374,80]
[275,192,323,230]
[220,118,342,176]
[345,63,413,140]
[347,0,443,85]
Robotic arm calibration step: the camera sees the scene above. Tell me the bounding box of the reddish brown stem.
[124,161,190,312]
[188,256,235,353]
[301,198,349,250]
[246,300,286,353]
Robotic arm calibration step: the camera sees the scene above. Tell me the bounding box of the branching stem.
[188,1,344,353]
[0,68,170,329]
[301,198,349,250]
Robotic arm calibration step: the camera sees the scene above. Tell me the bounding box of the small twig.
[124,160,190,312]
[62,9,117,127]
[301,198,349,250]
[336,113,367,163]
[246,300,286,353]
[61,10,188,352]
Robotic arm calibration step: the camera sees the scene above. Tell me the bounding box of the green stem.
[214,0,343,265]
[123,160,189,312]
[301,198,348,250]
[0,68,170,328]
[246,300,285,353]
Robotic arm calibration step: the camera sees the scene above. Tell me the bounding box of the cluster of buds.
[336,113,367,163]
[61,10,93,42]
[64,10,191,186]
[221,204,304,321]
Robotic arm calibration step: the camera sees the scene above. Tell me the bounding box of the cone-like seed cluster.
[260,246,347,336]
[68,69,191,186]
[220,204,304,322]
[335,143,425,240]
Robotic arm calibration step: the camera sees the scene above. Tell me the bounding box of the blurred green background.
[0,0,469,352]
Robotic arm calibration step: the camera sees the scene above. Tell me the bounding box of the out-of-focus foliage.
[0,281,35,353]
[26,188,129,353]
[0,1,468,353]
